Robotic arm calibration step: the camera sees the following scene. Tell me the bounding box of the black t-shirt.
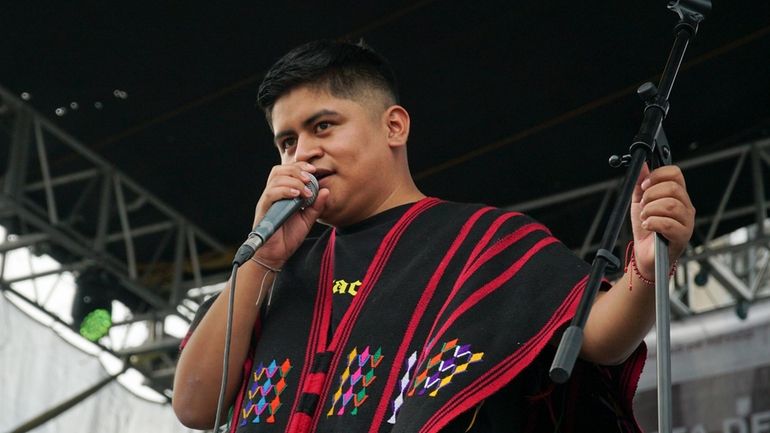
[329,204,412,332]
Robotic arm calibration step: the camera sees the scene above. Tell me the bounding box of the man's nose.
[294,135,323,162]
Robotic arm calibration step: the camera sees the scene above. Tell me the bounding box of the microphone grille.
[300,173,319,208]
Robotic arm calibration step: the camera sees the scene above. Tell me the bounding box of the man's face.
[270,85,396,227]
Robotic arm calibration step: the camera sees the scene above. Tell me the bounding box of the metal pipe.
[9,370,125,433]
[187,226,203,292]
[579,183,615,259]
[0,233,49,253]
[705,151,747,243]
[104,221,175,243]
[33,119,59,224]
[24,168,99,192]
[113,176,138,280]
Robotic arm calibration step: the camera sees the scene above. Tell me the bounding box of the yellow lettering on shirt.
[348,280,361,296]
[332,279,362,296]
[332,279,348,294]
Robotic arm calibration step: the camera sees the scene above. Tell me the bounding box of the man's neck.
[327,183,426,229]
[365,182,425,222]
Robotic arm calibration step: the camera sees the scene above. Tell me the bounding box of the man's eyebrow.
[273,129,294,146]
[273,109,340,145]
[302,109,339,128]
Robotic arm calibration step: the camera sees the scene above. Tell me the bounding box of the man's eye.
[280,137,297,150]
[315,122,331,132]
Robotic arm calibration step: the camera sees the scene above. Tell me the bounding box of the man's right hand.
[250,161,330,269]
[174,161,330,429]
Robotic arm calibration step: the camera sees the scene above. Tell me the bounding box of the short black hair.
[257,39,399,115]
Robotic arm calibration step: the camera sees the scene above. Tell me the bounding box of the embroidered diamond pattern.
[409,339,483,397]
[239,358,292,425]
[387,351,418,424]
[327,346,383,416]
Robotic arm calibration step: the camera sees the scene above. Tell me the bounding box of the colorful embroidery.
[239,359,292,425]
[327,346,384,416]
[409,339,483,397]
[387,351,418,424]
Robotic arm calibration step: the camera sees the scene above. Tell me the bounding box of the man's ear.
[384,105,410,148]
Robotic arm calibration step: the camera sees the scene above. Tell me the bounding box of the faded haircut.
[257,39,399,120]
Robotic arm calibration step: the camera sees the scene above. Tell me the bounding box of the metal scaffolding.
[0,84,230,397]
[507,136,770,319]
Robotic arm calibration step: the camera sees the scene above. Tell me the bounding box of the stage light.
[72,267,118,340]
[80,308,112,341]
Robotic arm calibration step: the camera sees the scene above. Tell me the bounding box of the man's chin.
[316,206,347,228]
[315,198,360,228]
[315,205,335,227]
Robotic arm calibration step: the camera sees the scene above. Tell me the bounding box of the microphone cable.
[213,262,239,432]
[213,258,282,430]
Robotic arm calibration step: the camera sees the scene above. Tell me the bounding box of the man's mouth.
[314,169,334,183]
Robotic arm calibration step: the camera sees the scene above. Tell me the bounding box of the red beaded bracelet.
[623,241,678,291]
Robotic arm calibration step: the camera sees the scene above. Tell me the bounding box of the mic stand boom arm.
[549,2,709,433]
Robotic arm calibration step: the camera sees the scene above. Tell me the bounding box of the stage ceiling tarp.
[2,1,769,268]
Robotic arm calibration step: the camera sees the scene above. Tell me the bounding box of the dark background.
[2,0,769,265]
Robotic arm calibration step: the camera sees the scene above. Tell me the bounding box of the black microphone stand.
[549,2,710,433]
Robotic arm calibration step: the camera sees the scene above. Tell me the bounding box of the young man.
[173,40,695,432]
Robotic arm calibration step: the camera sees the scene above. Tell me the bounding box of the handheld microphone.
[232,173,319,266]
